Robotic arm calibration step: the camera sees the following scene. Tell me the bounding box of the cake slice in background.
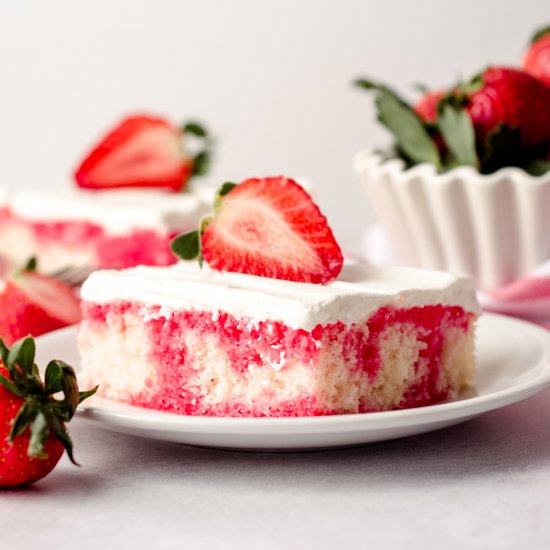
[0,114,214,273]
[0,184,211,273]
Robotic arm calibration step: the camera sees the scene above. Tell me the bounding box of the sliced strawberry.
[0,271,81,345]
[523,26,550,88]
[173,177,344,284]
[74,115,193,192]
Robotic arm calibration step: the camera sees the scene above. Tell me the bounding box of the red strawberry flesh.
[523,29,550,88]
[75,115,192,192]
[466,67,550,149]
[201,177,343,284]
[0,272,81,345]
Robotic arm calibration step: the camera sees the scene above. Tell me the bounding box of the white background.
[1,0,548,245]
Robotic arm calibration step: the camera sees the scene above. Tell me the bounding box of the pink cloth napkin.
[360,225,550,329]
[478,261,550,329]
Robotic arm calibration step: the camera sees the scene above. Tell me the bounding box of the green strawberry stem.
[23,256,37,272]
[182,121,214,177]
[530,25,550,45]
[171,230,200,261]
[171,181,238,267]
[0,336,98,465]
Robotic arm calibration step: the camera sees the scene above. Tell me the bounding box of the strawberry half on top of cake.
[0,115,214,273]
[77,176,479,417]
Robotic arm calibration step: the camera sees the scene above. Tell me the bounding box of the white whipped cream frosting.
[81,262,480,331]
[0,178,311,236]
[0,184,215,235]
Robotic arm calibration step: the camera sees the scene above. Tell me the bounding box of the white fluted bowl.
[355,150,550,291]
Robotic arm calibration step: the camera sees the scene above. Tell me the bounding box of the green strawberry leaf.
[530,25,550,45]
[28,412,49,460]
[171,181,238,268]
[7,336,36,377]
[218,181,237,196]
[0,339,12,387]
[183,121,208,137]
[171,230,200,261]
[355,78,442,169]
[198,216,212,269]
[458,72,484,96]
[59,363,80,419]
[78,385,99,403]
[0,374,27,397]
[214,182,237,212]
[437,102,478,168]
[49,415,78,466]
[0,338,9,366]
[182,120,213,178]
[10,399,38,440]
[524,159,550,176]
[481,124,521,173]
[44,360,64,394]
[24,256,37,272]
[192,150,211,176]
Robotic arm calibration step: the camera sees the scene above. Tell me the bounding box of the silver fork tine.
[50,265,95,287]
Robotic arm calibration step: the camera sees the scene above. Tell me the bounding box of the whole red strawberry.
[465,67,550,149]
[523,26,550,87]
[74,116,212,192]
[0,336,97,487]
[0,260,81,346]
[171,177,344,284]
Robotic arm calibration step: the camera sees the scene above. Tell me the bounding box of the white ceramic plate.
[35,313,550,451]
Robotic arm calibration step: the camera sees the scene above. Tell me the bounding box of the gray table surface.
[2,389,550,550]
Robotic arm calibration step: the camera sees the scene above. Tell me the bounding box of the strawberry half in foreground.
[0,259,81,346]
[0,336,97,487]
[74,115,212,192]
[171,177,344,284]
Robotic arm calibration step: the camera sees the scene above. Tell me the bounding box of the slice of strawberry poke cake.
[0,185,210,273]
[0,115,214,273]
[78,177,479,417]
